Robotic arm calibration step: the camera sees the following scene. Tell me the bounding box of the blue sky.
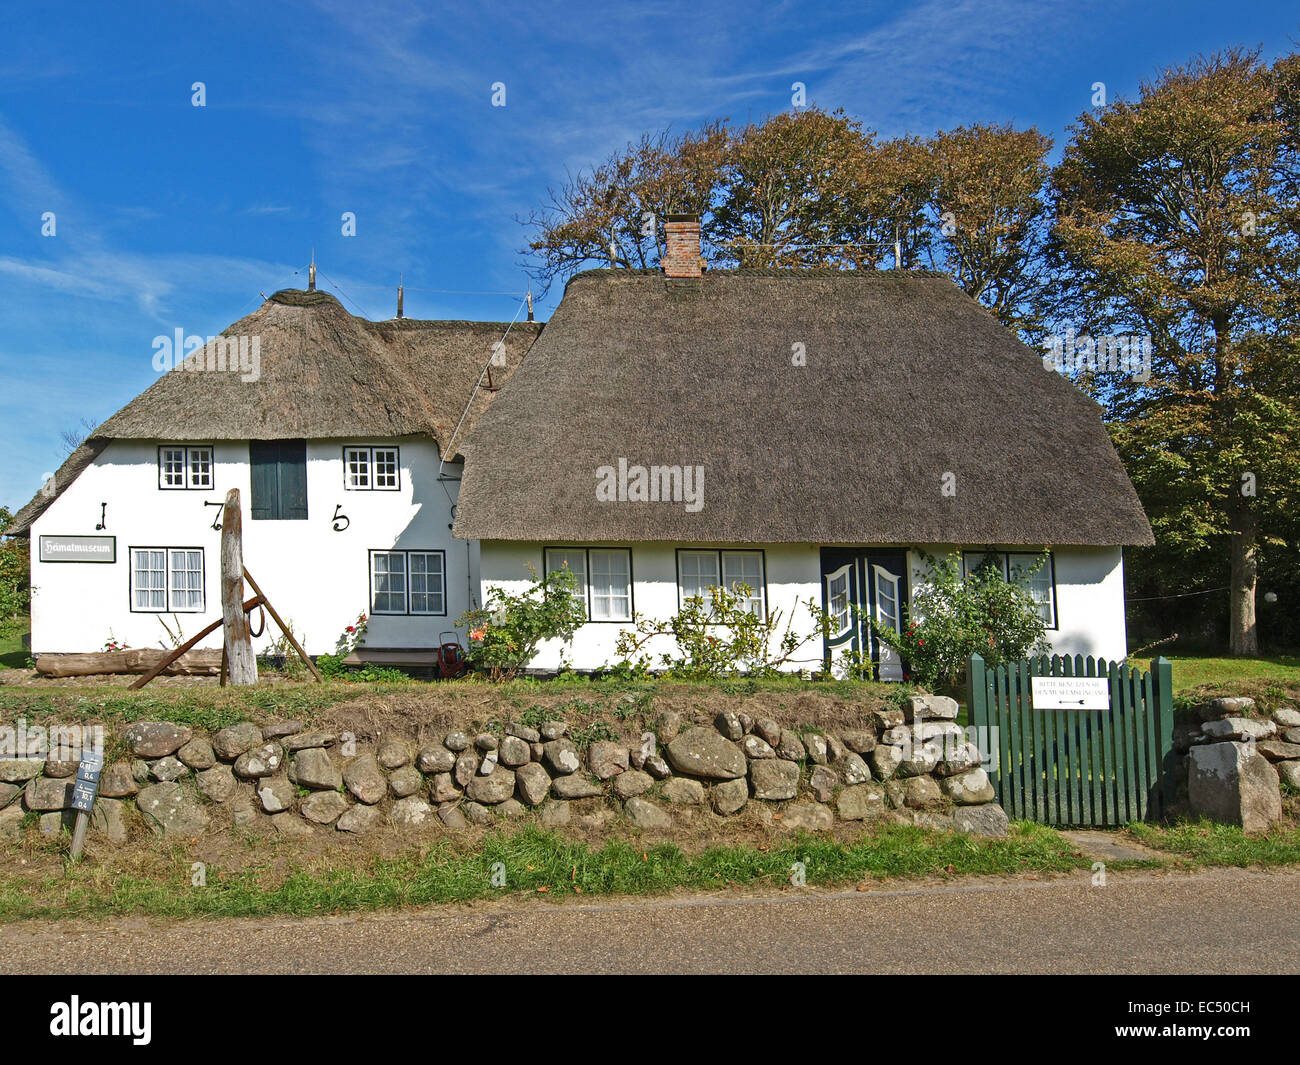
[2,0,1297,511]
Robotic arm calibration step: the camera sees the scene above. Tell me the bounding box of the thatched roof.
[9,289,541,534]
[453,269,1153,547]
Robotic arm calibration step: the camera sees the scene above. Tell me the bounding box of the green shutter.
[279,440,308,520]
[249,440,308,520]
[249,441,279,520]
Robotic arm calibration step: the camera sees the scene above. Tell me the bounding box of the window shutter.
[249,441,279,520]
[279,440,308,520]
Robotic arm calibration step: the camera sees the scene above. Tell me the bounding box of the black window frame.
[342,445,401,492]
[542,546,635,623]
[128,545,207,614]
[368,548,447,617]
[960,549,1058,630]
[674,547,768,619]
[157,444,214,491]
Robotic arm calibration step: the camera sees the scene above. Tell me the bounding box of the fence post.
[968,654,992,802]
[1154,656,1176,813]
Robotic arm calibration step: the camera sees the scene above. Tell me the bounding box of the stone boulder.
[589,742,629,780]
[212,722,263,760]
[124,721,192,759]
[1201,717,1276,742]
[0,758,45,783]
[514,762,551,806]
[465,768,517,804]
[952,804,1009,837]
[256,777,296,814]
[624,796,671,829]
[343,754,387,805]
[779,802,833,832]
[711,777,748,815]
[301,791,349,825]
[290,748,342,791]
[390,796,435,827]
[612,769,654,799]
[195,764,237,803]
[662,777,705,804]
[177,738,216,770]
[136,782,209,837]
[337,804,381,834]
[836,783,886,821]
[233,743,285,780]
[666,728,746,780]
[1188,741,1282,832]
[906,694,960,721]
[416,745,456,774]
[543,739,581,776]
[749,759,799,801]
[942,767,996,805]
[24,776,73,811]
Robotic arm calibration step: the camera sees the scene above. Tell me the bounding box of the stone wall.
[1176,696,1299,832]
[0,695,1010,844]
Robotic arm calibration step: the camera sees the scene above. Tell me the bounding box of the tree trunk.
[221,489,259,685]
[1228,509,1259,656]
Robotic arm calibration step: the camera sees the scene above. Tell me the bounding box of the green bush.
[614,584,830,678]
[872,552,1050,689]
[459,565,588,682]
[0,508,29,635]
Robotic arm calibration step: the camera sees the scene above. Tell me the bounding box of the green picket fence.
[967,653,1175,827]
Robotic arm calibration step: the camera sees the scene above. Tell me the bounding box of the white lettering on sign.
[1031,676,1111,710]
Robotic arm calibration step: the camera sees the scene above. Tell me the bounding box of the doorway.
[820,548,909,681]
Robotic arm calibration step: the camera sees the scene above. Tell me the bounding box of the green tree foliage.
[0,508,30,634]
[1050,48,1300,654]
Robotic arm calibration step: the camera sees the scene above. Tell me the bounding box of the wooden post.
[221,489,258,685]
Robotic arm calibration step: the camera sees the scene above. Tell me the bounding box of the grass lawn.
[1160,653,1300,694]
[0,821,1086,922]
[0,618,28,670]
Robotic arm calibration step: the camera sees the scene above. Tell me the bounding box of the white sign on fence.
[1030,676,1111,710]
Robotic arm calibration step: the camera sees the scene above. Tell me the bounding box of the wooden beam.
[221,488,258,685]
[243,567,324,682]
[127,596,260,689]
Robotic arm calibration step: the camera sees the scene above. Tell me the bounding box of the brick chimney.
[661,213,703,278]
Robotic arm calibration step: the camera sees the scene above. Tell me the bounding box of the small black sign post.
[69,748,104,862]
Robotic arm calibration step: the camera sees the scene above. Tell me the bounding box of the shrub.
[871,552,1050,689]
[458,565,588,682]
[614,584,831,678]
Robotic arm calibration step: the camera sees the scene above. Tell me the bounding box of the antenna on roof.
[308,250,317,291]
[526,289,534,322]
[397,274,405,319]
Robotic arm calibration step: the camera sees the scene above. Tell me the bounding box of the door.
[820,549,908,681]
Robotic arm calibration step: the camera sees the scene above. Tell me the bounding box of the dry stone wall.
[0,695,1010,843]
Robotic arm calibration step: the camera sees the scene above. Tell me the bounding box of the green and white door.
[820,549,908,681]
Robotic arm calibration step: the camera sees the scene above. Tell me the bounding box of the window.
[722,551,765,616]
[369,550,445,615]
[961,550,1057,628]
[408,552,445,615]
[677,549,767,617]
[250,440,308,520]
[130,548,205,612]
[158,445,213,490]
[589,549,631,621]
[544,547,632,622]
[343,446,400,491]
[825,564,852,637]
[544,548,588,610]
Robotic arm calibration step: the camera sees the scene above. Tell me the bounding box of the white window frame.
[345,446,401,491]
[677,549,721,607]
[158,445,213,490]
[588,548,632,622]
[370,550,408,615]
[544,547,632,623]
[130,547,205,613]
[824,564,853,638]
[722,550,766,617]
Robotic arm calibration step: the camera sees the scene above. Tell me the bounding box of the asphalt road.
[3,866,1297,974]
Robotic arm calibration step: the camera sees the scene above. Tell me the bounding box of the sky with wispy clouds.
[2,0,1297,510]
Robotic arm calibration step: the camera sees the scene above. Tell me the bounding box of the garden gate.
[966,653,1175,826]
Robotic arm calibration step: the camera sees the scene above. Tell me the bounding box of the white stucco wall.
[479,541,1130,674]
[28,437,474,655]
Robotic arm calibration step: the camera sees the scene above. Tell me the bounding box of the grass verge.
[0,821,1083,922]
[1126,819,1300,867]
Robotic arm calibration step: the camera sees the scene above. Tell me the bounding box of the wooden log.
[126,596,260,689]
[221,488,258,685]
[243,568,324,682]
[36,648,225,678]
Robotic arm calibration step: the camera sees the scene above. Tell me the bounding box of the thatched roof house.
[10,289,540,534]
[452,268,1153,547]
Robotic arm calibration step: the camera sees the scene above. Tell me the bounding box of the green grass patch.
[0,821,1085,922]
[1162,653,1300,694]
[1127,818,1300,867]
[0,618,29,670]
